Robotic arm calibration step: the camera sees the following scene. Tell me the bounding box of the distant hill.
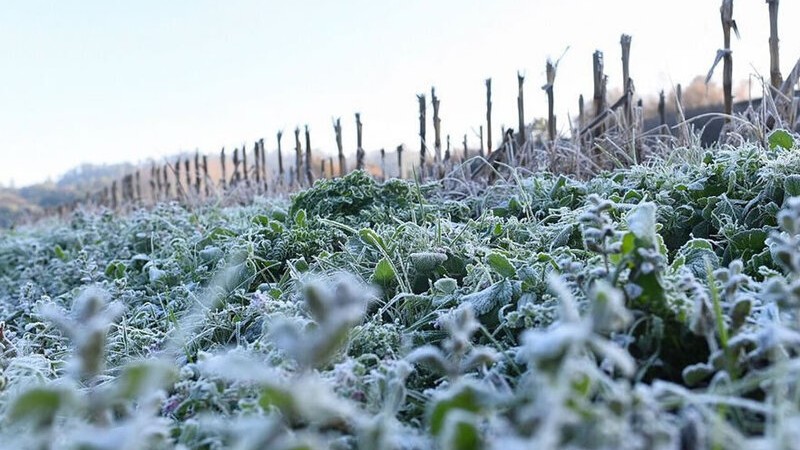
[0,189,41,228]
[0,162,135,228]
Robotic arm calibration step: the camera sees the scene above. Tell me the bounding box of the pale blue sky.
[2,0,799,187]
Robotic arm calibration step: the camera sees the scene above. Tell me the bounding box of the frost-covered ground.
[3,144,800,449]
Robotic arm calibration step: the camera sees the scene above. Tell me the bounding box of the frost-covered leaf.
[590,280,632,333]
[373,257,396,285]
[589,338,636,377]
[675,239,718,279]
[517,324,589,368]
[682,362,714,386]
[407,345,451,376]
[486,252,516,279]
[785,175,800,197]
[459,279,513,316]
[459,347,498,373]
[627,202,657,246]
[410,252,448,273]
[434,277,458,294]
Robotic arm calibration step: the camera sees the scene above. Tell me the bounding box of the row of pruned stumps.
[87,116,370,210]
[49,0,798,216]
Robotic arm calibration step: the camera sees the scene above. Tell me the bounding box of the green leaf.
[197,227,237,248]
[486,252,516,279]
[116,360,178,400]
[728,229,767,253]
[104,261,126,280]
[428,383,485,436]
[768,129,794,150]
[440,411,482,450]
[359,228,386,252]
[294,209,307,227]
[373,257,396,285]
[259,385,296,417]
[9,387,70,427]
[53,245,66,261]
[785,175,800,197]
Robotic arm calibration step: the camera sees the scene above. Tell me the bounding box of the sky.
[2,0,799,187]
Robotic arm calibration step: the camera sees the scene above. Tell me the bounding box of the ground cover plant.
[3,136,800,449]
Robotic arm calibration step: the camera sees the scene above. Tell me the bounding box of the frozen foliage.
[2,143,800,448]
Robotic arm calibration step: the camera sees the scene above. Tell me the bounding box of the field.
[1,135,800,449]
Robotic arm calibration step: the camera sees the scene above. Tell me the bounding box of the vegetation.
[2,135,800,448]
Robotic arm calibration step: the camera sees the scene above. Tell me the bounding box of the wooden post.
[150,164,157,202]
[545,60,557,142]
[462,134,468,161]
[259,138,267,188]
[397,144,404,178]
[592,51,607,137]
[277,131,284,185]
[294,127,302,187]
[356,113,365,170]
[380,148,386,180]
[479,125,484,158]
[620,34,633,125]
[658,90,666,127]
[418,93,427,177]
[242,143,249,186]
[485,78,493,156]
[120,175,128,203]
[767,0,782,89]
[254,142,261,186]
[163,164,170,199]
[578,95,585,133]
[517,72,526,146]
[175,157,182,192]
[328,157,333,179]
[135,170,141,202]
[194,151,201,195]
[304,125,313,186]
[675,83,689,144]
[232,148,240,186]
[154,165,161,202]
[721,0,734,121]
[220,148,227,190]
[334,118,345,175]
[126,174,132,202]
[203,155,209,196]
[111,180,118,209]
[321,159,326,178]
[184,158,191,192]
[431,88,442,163]
[444,134,451,163]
